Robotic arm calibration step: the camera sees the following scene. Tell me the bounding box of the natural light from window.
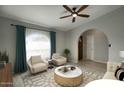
[26,29,50,61]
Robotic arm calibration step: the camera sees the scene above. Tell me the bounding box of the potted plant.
[0,51,9,64]
[63,49,70,62]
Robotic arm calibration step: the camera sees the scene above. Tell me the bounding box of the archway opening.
[78,29,109,63]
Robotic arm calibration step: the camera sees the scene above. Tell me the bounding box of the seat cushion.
[33,63,47,68]
[54,59,66,65]
[32,63,48,73]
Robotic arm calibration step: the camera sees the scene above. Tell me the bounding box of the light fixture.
[120,51,124,62]
[72,13,77,17]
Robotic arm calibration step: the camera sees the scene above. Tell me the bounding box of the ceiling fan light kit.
[60,5,90,23]
[72,13,77,17]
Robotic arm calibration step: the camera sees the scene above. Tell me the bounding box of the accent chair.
[27,55,48,74]
[52,53,67,66]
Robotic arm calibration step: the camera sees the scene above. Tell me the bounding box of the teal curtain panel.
[50,31,56,58]
[14,25,27,73]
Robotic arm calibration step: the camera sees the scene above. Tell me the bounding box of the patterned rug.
[13,63,104,87]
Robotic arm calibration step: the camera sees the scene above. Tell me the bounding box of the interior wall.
[0,16,65,71]
[93,31,108,63]
[56,31,65,55]
[65,6,124,63]
[81,30,108,63]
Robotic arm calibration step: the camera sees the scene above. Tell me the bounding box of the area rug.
[17,64,104,87]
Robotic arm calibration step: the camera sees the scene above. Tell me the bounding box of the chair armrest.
[52,57,56,60]
[42,59,49,65]
[27,60,35,73]
[60,56,67,61]
[27,60,33,68]
[52,56,67,61]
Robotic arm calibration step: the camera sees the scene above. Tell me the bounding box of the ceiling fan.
[60,5,90,23]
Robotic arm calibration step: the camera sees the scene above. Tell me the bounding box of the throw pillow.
[115,67,124,81]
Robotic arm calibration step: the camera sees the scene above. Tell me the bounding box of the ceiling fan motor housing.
[72,7,77,11]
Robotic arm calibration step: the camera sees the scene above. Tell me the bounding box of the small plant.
[64,49,70,56]
[0,51,9,63]
[63,49,70,62]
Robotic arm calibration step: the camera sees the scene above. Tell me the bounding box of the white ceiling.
[0,5,122,31]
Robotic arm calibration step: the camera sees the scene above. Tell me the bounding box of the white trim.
[93,59,107,64]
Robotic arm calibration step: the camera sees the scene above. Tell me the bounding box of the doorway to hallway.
[78,30,109,63]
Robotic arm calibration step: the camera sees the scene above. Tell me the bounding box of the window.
[26,28,50,61]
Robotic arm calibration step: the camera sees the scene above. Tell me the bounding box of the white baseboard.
[93,59,107,64]
[69,59,78,63]
[70,58,107,64]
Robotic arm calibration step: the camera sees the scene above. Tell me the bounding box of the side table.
[48,59,54,69]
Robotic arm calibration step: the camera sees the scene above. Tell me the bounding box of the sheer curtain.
[26,28,50,61]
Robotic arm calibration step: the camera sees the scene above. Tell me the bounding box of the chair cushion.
[54,59,66,65]
[32,63,48,73]
[31,55,43,65]
[33,63,47,68]
[52,53,67,65]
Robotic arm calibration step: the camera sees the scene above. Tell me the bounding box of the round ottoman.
[54,65,83,86]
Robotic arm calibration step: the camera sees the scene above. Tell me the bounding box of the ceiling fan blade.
[72,17,76,23]
[77,5,89,13]
[78,14,90,18]
[60,15,72,19]
[63,5,73,13]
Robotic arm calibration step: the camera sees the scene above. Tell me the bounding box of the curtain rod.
[10,24,50,32]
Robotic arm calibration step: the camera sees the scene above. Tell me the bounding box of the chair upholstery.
[103,62,122,79]
[52,53,67,66]
[27,55,48,74]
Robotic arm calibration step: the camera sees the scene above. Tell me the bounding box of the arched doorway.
[78,29,109,63]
